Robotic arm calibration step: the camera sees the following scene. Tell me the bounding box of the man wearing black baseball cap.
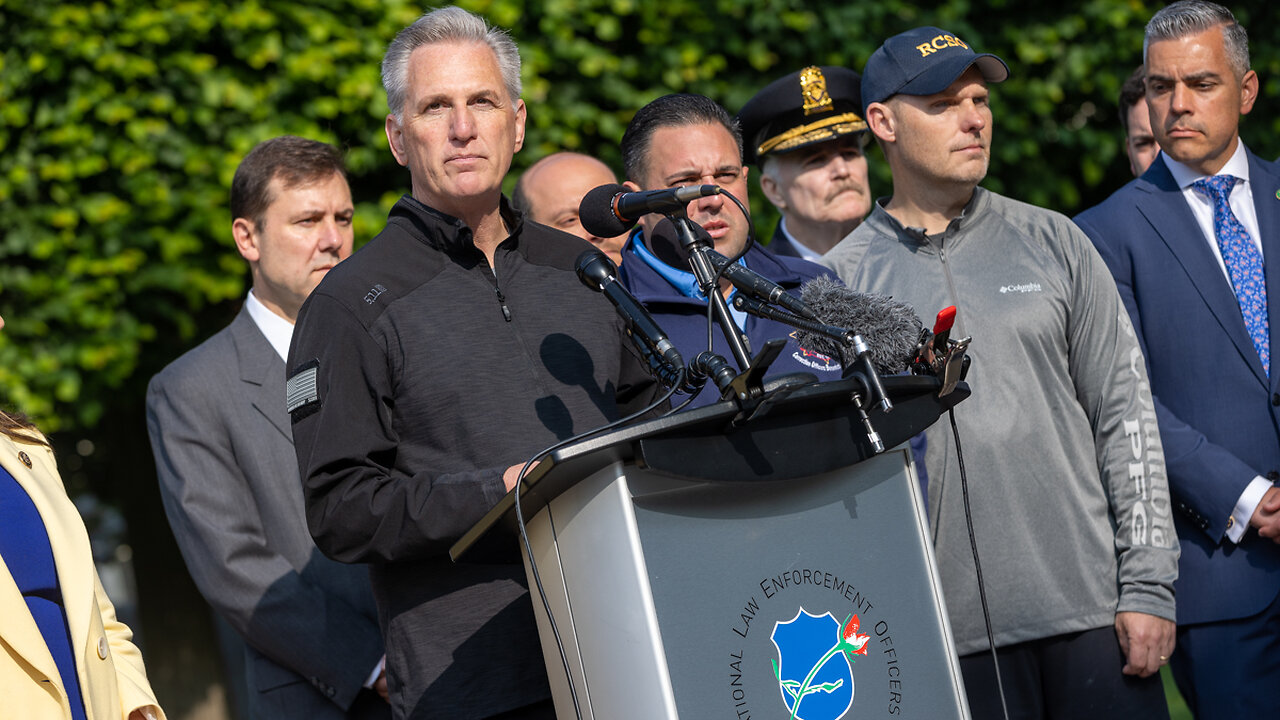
[738,66,871,259]
[824,26,1178,717]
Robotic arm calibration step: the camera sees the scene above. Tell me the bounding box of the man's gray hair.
[382,6,522,120]
[1144,0,1249,80]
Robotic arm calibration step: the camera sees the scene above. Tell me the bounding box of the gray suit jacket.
[147,307,387,720]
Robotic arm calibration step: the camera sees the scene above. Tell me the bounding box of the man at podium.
[286,8,661,719]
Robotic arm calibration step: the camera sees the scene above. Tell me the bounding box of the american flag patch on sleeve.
[286,359,321,420]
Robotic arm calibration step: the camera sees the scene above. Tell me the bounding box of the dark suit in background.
[1075,150,1280,714]
[147,308,388,720]
[766,224,808,259]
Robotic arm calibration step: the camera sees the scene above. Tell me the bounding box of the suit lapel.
[1137,157,1269,386]
[768,224,800,258]
[230,309,293,443]
[1248,151,1280,393]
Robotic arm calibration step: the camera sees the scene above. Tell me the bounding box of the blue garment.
[1076,151,1280,718]
[618,230,843,408]
[619,230,929,496]
[0,464,88,720]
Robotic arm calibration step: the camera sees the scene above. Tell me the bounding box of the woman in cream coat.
[2,314,165,720]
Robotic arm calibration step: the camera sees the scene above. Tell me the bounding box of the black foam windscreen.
[578,183,631,238]
[796,275,922,374]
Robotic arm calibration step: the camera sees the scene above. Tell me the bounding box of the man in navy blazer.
[1075,3,1280,716]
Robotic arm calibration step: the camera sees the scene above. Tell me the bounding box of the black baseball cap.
[737,66,866,166]
[861,27,1009,112]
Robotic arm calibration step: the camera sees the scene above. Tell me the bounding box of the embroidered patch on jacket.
[287,359,321,421]
[790,332,841,372]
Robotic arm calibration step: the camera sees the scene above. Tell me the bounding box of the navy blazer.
[1075,151,1280,626]
[617,233,844,408]
[766,224,806,258]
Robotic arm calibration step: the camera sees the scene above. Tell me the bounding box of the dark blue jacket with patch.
[618,230,928,494]
[616,231,843,408]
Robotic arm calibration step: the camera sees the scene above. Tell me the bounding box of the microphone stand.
[668,213,793,418]
[662,209,895,438]
[733,295,894,414]
[732,294,891,453]
[668,213,754,371]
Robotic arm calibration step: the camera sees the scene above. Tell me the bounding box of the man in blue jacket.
[616,93,842,408]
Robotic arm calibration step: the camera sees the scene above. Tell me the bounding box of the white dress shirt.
[244,289,295,363]
[1163,141,1265,278]
[776,218,826,262]
[1161,142,1272,543]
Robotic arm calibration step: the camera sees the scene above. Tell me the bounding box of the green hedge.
[3,0,1278,431]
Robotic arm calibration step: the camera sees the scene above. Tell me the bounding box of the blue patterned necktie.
[1192,174,1269,376]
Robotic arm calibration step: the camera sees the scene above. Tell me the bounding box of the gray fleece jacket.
[822,188,1178,654]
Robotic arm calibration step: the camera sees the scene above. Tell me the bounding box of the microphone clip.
[909,330,971,396]
[937,336,972,397]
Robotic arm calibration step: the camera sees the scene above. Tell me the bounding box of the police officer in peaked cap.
[738,65,872,259]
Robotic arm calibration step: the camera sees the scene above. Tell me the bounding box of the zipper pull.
[494,286,512,322]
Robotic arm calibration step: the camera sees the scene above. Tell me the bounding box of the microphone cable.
[948,408,1011,720]
[511,370,684,720]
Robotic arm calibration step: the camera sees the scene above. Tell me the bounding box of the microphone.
[579,183,721,238]
[575,249,684,372]
[794,276,923,375]
[703,247,818,320]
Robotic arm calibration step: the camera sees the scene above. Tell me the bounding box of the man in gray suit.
[147,136,389,719]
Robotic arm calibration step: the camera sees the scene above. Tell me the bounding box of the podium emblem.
[770,609,869,720]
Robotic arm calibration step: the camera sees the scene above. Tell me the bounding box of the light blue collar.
[630,229,705,299]
[630,229,749,325]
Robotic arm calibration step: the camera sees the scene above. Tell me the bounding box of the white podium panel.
[525,447,969,720]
